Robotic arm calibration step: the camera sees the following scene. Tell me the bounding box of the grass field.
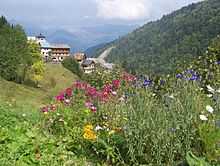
[0,63,77,112]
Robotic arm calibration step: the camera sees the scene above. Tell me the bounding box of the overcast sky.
[0,0,202,30]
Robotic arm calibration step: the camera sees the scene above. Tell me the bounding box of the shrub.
[62,57,83,78]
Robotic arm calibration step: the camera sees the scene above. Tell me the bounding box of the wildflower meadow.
[0,39,220,165]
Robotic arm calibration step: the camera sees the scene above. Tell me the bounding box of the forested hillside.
[0,16,44,85]
[93,0,220,75]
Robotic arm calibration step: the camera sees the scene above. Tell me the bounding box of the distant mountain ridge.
[21,23,138,53]
[91,0,220,74]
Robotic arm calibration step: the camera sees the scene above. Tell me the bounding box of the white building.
[27,34,70,62]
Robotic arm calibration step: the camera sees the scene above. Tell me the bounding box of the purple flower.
[176,73,183,79]
[143,80,152,86]
[216,61,220,65]
[189,74,200,81]
[160,80,165,85]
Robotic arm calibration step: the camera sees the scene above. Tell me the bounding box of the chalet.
[74,52,87,64]
[51,44,70,62]
[27,34,70,62]
[81,59,96,74]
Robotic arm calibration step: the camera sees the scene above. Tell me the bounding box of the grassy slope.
[0,63,77,112]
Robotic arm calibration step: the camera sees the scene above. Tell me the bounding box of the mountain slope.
[0,64,77,109]
[93,0,220,74]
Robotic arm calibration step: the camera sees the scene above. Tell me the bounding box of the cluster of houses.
[27,34,112,74]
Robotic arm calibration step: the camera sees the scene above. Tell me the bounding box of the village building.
[73,52,87,64]
[81,59,96,74]
[51,44,70,62]
[27,34,70,62]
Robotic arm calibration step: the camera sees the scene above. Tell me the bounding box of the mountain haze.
[22,23,137,53]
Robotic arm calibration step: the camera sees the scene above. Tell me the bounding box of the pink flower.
[112,79,120,89]
[50,104,57,111]
[73,81,89,90]
[98,91,110,102]
[86,87,97,98]
[90,106,97,112]
[56,93,65,102]
[103,84,112,94]
[122,73,136,82]
[85,101,97,113]
[41,106,49,113]
[85,101,93,108]
[65,88,73,97]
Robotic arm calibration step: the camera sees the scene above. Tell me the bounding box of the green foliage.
[186,152,211,166]
[0,104,89,165]
[93,0,220,75]
[24,42,45,86]
[119,82,210,165]
[0,16,45,86]
[62,57,83,78]
[0,17,29,81]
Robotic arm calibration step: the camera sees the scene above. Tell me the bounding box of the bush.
[62,57,83,78]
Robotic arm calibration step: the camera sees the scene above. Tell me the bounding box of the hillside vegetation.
[0,64,77,110]
[92,0,220,74]
[1,39,219,165]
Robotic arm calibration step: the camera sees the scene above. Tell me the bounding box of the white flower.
[206,85,215,94]
[22,113,26,117]
[206,105,214,114]
[168,94,175,99]
[200,115,208,121]
[216,89,220,93]
[119,96,125,102]
[112,91,117,96]
[65,99,71,104]
[95,125,103,131]
[207,94,213,98]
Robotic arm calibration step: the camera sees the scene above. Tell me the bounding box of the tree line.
[0,16,44,86]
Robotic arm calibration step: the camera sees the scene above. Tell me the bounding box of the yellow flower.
[84,124,93,132]
[108,130,116,135]
[83,124,97,140]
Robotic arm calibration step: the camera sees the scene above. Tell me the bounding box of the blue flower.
[143,80,152,86]
[189,74,200,81]
[185,69,195,74]
[176,73,183,79]
[216,61,220,65]
[160,80,165,85]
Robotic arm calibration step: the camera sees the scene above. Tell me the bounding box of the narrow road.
[96,46,115,65]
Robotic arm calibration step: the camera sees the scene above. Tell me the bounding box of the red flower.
[112,79,120,89]
[56,92,65,102]
[103,84,112,94]
[86,87,97,98]
[65,88,73,97]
